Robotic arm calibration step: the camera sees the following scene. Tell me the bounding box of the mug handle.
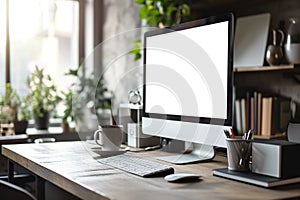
[94,129,103,147]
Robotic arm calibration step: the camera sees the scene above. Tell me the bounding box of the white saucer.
[93,149,126,157]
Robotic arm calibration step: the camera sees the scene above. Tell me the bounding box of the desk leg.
[8,160,14,183]
[36,176,45,200]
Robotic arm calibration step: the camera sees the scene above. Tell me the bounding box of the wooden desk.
[2,141,300,200]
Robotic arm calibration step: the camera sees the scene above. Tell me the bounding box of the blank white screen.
[145,21,228,119]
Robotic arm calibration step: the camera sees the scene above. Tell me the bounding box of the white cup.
[94,125,123,151]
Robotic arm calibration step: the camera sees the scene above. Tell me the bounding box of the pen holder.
[226,138,252,171]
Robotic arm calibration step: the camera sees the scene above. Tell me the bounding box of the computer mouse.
[164,173,201,183]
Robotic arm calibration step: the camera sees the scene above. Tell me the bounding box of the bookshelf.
[233,91,292,137]
[189,0,300,136]
[233,65,300,137]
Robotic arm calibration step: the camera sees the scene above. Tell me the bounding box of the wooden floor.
[2,141,300,200]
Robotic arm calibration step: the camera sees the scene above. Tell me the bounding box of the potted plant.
[0,83,30,134]
[65,67,113,131]
[14,96,31,134]
[131,0,191,60]
[0,83,18,123]
[95,76,113,125]
[0,83,19,135]
[60,90,74,133]
[27,66,61,130]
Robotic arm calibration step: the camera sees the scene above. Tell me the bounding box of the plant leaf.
[140,5,148,19]
[136,0,146,4]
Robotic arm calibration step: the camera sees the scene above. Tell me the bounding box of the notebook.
[234,13,271,68]
[213,168,300,188]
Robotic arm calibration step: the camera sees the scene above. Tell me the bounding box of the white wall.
[101,0,142,116]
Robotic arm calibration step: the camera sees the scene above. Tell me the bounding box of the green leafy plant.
[137,0,191,27]
[130,39,143,61]
[18,98,31,121]
[0,83,19,122]
[60,90,73,123]
[27,66,61,118]
[65,67,112,111]
[0,83,30,134]
[95,76,112,110]
[131,0,191,61]
[1,83,19,108]
[64,66,113,129]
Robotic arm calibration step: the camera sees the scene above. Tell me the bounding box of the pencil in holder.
[226,138,252,171]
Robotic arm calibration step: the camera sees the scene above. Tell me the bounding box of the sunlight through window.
[9,0,79,97]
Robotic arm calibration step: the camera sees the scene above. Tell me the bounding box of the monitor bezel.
[143,13,234,126]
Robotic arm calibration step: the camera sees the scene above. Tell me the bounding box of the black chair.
[0,179,36,200]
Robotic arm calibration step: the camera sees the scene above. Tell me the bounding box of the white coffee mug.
[94,125,123,151]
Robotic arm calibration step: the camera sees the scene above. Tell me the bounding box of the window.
[0,0,6,95]
[8,0,80,96]
[1,0,96,119]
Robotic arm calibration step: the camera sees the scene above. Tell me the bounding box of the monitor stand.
[157,143,215,164]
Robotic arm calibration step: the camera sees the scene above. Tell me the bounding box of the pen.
[230,129,235,138]
[224,130,231,138]
[242,132,247,140]
[242,129,253,140]
[246,129,253,140]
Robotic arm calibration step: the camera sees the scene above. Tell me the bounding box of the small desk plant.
[26,66,61,130]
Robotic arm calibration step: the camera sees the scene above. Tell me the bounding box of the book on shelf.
[261,96,292,137]
[234,91,291,137]
[235,100,242,134]
[250,96,255,131]
[261,97,274,136]
[240,98,247,134]
[234,93,258,135]
[254,91,262,135]
[246,92,251,132]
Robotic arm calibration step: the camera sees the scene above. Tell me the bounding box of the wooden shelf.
[234,65,294,72]
[253,133,287,140]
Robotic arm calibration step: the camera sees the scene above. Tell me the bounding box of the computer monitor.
[142,13,234,164]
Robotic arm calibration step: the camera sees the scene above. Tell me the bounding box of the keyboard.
[99,154,174,177]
